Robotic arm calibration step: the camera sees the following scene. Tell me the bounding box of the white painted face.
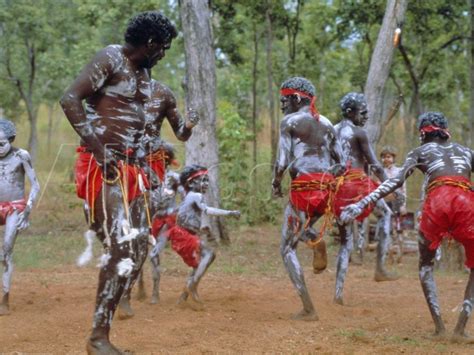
[0,130,12,157]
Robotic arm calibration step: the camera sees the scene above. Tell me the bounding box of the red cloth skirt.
[333,168,379,221]
[420,176,474,268]
[0,199,26,225]
[166,225,201,268]
[75,147,149,209]
[146,150,166,182]
[151,214,177,238]
[290,172,335,217]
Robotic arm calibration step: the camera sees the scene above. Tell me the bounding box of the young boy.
[168,164,240,310]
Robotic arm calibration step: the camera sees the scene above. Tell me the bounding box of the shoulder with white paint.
[151,80,176,105]
[100,45,125,73]
[14,148,32,162]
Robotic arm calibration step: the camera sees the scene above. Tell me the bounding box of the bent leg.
[334,221,353,305]
[281,204,317,320]
[0,211,20,315]
[418,232,446,337]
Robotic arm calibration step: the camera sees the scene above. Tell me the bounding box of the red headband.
[187,169,208,182]
[419,125,451,139]
[280,88,319,121]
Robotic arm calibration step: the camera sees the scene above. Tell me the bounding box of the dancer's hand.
[340,203,363,224]
[16,205,31,231]
[272,179,283,198]
[230,210,241,219]
[186,108,200,129]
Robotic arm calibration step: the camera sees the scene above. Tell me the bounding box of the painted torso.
[83,45,151,155]
[0,148,27,202]
[176,191,204,234]
[334,119,366,169]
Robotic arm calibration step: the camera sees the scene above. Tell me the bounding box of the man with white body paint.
[0,119,39,316]
[272,77,345,321]
[331,92,399,306]
[60,11,177,354]
[342,112,474,343]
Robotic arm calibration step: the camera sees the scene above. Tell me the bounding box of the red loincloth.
[166,225,201,268]
[333,168,379,221]
[146,150,166,182]
[0,199,26,225]
[290,173,335,217]
[419,176,474,268]
[151,214,177,238]
[74,147,149,210]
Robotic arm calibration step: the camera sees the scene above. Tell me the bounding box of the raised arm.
[17,150,40,230]
[272,119,292,197]
[341,149,420,223]
[59,46,118,164]
[357,130,387,181]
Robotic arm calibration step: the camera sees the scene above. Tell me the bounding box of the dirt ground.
[1,227,473,354]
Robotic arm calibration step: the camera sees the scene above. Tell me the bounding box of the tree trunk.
[364,0,408,144]
[179,0,229,244]
[252,24,259,187]
[265,3,277,169]
[470,0,474,146]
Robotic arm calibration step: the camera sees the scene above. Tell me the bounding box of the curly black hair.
[180,164,207,190]
[340,92,366,116]
[280,77,316,104]
[417,112,450,140]
[125,11,177,46]
[0,119,16,142]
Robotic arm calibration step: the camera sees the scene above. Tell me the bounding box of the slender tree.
[179,0,229,243]
[364,0,408,144]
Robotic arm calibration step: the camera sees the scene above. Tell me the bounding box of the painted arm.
[272,119,292,197]
[59,47,117,166]
[164,88,199,141]
[471,149,474,172]
[357,129,387,181]
[17,150,40,231]
[341,149,420,223]
[194,194,240,218]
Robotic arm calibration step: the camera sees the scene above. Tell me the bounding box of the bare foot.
[430,329,447,340]
[291,309,318,321]
[87,338,123,355]
[451,332,474,344]
[333,297,344,306]
[150,294,159,305]
[312,239,327,274]
[187,296,205,311]
[0,303,9,316]
[117,297,134,320]
[374,271,399,282]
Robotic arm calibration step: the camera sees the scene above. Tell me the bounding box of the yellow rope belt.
[426,178,472,195]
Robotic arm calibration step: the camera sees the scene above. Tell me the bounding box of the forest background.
[0,0,472,236]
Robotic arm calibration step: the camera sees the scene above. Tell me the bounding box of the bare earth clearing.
[0,225,472,354]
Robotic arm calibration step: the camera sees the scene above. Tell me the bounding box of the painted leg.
[418,233,446,338]
[183,242,215,311]
[352,220,365,265]
[334,222,353,305]
[150,235,167,304]
[374,200,399,281]
[451,269,474,343]
[281,205,318,321]
[136,268,146,301]
[0,211,20,316]
[87,184,140,354]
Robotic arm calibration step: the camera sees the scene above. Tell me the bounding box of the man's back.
[334,119,368,170]
[410,142,473,182]
[280,110,338,178]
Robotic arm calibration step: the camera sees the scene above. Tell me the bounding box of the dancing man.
[60,11,177,354]
[341,112,473,342]
[331,92,398,306]
[0,119,40,316]
[272,77,345,321]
